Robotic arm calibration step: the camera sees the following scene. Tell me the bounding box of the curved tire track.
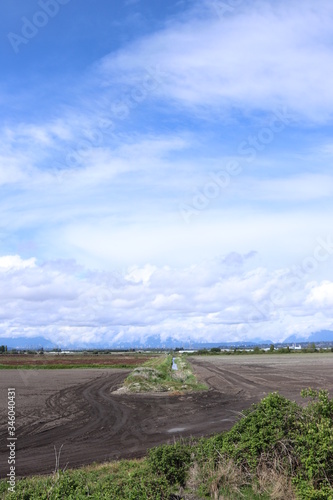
[3,356,333,477]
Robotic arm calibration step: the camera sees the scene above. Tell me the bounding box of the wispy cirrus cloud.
[98,0,333,121]
[1,0,333,345]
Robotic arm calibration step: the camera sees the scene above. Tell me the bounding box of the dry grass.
[183,458,245,499]
[176,463,203,500]
[181,457,297,499]
[254,464,296,499]
[209,460,244,499]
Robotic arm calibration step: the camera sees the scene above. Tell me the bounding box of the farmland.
[0,353,154,369]
[1,353,333,480]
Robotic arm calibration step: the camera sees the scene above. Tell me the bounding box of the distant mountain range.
[1,331,333,350]
[106,335,275,349]
[283,330,333,343]
[0,335,272,350]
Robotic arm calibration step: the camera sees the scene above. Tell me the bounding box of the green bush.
[201,389,333,498]
[148,441,192,486]
[219,392,301,471]
[292,389,333,497]
[99,464,171,499]
[195,433,225,466]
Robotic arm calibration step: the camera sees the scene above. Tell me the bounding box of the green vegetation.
[123,354,207,392]
[191,344,333,356]
[0,459,170,500]
[3,388,333,498]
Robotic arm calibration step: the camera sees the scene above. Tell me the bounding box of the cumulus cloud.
[306,281,333,309]
[0,253,332,346]
[0,255,36,271]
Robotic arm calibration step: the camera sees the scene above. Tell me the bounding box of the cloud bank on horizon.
[1,0,333,345]
[1,252,333,346]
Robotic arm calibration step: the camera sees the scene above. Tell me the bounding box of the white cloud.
[99,0,333,121]
[306,281,333,309]
[45,209,333,272]
[0,255,36,271]
[236,175,333,202]
[1,0,333,347]
[125,264,157,284]
[0,254,332,346]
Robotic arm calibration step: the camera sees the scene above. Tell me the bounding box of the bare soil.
[0,354,152,367]
[1,354,333,478]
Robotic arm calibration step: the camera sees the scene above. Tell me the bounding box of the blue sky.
[1,0,333,346]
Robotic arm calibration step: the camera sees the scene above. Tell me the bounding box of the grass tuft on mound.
[123,354,207,393]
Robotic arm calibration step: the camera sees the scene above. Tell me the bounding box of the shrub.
[292,389,333,496]
[197,389,333,498]
[148,441,192,486]
[218,392,301,471]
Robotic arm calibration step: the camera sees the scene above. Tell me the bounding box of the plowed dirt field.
[1,354,333,478]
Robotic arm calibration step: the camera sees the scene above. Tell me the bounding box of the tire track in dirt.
[3,356,333,477]
[69,373,128,439]
[189,358,263,398]
[0,368,250,477]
